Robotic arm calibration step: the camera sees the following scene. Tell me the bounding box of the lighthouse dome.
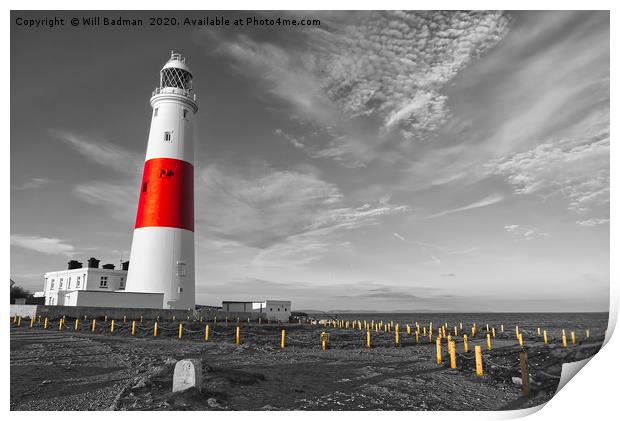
[161,52,193,76]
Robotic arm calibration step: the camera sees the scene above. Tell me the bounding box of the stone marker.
[172,359,202,392]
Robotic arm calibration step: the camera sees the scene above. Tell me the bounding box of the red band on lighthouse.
[135,157,194,231]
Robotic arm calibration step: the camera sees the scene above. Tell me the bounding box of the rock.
[164,357,178,365]
[512,376,523,385]
[207,398,219,408]
[132,379,147,390]
[172,359,203,393]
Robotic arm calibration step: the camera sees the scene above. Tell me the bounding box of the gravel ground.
[10,318,606,411]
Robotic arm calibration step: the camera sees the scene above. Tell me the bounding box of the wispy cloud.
[576,218,609,227]
[11,234,77,256]
[504,224,550,240]
[12,177,51,190]
[51,130,142,175]
[426,194,504,219]
[208,11,510,166]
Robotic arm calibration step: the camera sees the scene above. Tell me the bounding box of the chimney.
[121,261,129,271]
[67,260,83,270]
[87,257,100,269]
[102,263,115,270]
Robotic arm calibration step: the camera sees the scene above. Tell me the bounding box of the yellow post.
[459,322,463,330]
[154,321,158,337]
[562,331,567,348]
[406,324,411,335]
[492,327,495,338]
[367,330,371,348]
[515,325,519,338]
[44,317,48,329]
[449,340,457,369]
[13,315,17,324]
[537,327,541,336]
[454,326,457,336]
[463,334,469,353]
[486,323,489,332]
[395,330,400,347]
[436,338,442,365]
[429,329,433,343]
[586,329,590,338]
[518,333,523,348]
[131,320,136,336]
[110,320,115,333]
[74,319,79,331]
[475,345,483,377]
[17,316,21,327]
[30,317,34,328]
[543,330,548,344]
[415,331,419,344]
[501,324,504,332]
[281,329,286,349]
[235,325,240,345]
[423,326,427,337]
[571,331,576,345]
[471,326,476,337]
[59,318,63,330]
[178,322,183,339]
[91,319,96,332]
[487,333,492,351]
[321,332,327,351]
[205,324,209,341]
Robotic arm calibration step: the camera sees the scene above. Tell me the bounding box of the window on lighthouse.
[164,132,171,142]
[182,109,189,119]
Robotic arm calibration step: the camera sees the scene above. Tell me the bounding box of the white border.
[3,2,617,420]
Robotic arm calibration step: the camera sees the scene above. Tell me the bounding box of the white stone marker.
[172,359,203,392]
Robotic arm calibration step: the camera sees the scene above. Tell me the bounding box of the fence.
[11,314,603,395]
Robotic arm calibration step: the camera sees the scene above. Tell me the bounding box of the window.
[178,287,184,294]
[182,109,188,119]
[277,308,280,312]
[119,277,125,290]
[176,261,187,277]
[59,278,63,289]
[50,279,55,290]
[67,277,71,289]
[154,108,158,116]
[76,277,81,288]
[164,132,171,142]
[100,276,108,288]
[284,308,287,311]
[270,308,273,312]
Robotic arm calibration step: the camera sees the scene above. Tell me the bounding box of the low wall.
[11,304,292,322]
[9,304,38,318]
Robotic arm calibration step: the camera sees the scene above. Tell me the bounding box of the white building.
[222,300,292,322]
[40,258,163,308]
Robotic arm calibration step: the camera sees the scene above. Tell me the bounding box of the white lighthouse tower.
[125,52,198,309]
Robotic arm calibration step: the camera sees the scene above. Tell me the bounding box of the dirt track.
[10,320,604,411]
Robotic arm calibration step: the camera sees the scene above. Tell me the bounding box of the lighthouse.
[125,52,198,309]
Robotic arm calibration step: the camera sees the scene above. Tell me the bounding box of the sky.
[10,10,609,312]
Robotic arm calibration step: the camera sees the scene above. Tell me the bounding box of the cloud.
[426,194,504,219]
[504,224,550,240]
[208,11,511,166]
[11,234,77,256]
[51,130,142,175]
[12,177,51,190]
[486,130,609,216]
[74,181,138,221]
[198,164,409,267]
[576,218,609,227]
